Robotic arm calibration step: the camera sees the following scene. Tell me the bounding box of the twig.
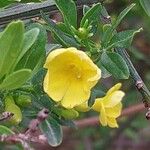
[100,6,150,117]
[0,108,49,150]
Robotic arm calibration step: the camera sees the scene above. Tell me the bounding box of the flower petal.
[82,57,101,90]
[92,98,103,112]
[61,79,90,109]
[107,117,119,128]
[43,70,70,102]
[103,91,125,107]
[44,48,82,71]
[99,103,107,126]
[107,83,122,96]
[105,102,122,118]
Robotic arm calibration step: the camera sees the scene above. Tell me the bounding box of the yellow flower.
[43,47,101,109]
[92,83,125,128]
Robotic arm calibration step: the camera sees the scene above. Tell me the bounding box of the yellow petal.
[43,70,70,102]
[103,91,125,107]
[92,98,103,112]
[99,103,107,126]
[82,58,101,90]
[107,117,119,128]
[44,47,81,68]
[105,102,122,118]
[61,79,90,109]
[107,83,122,96]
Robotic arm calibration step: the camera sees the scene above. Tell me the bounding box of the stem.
[100,6,150,112]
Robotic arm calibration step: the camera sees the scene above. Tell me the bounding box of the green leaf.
[11,28,40,72]
[0,125,14,135]
[101,52,130,79]
[139,0,150,16]
[0,69,32,90]
[80,3,102,27]
[57,22,72,35]
[55,0,77,28]
[108,28,142,49]
[41,12,79,48]
[102,3,135,46]
[0,21,24,79]
[96,60,111,78]
[15,23,46,74]
[39,117,63,147]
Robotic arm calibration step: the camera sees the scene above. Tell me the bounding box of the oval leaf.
[55,0,77,28]
[109,28,142,49]
[39,118,63,147]
[101,52,129,79]
[0,69,32,90]
[15,23,46,75]
[0,21,24,79]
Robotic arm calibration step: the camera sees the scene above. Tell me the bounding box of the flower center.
[68,64,82,79]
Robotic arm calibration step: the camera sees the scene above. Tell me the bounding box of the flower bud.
[15,94,31,107]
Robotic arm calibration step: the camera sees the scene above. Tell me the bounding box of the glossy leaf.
[15,23,46,74]
[55,0,77,28]
[101,52,130,79]
[39,117,63,147]
[0,69,32,90]
[0,21,24,79]
[11,28,40,72]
